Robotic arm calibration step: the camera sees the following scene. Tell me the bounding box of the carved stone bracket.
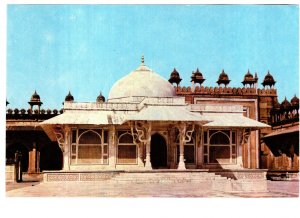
[130,124,140,147]
[185,124,195,143]
[53,126,65,152]
[197,126,203,147]
[133,121,151,144]
[241,128,251,145]
[177,123,195,144]
[128,121,152,168]
[134,121,152,169]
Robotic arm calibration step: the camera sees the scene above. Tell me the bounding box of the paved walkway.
[5,180,299,197]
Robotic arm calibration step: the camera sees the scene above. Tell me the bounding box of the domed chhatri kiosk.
[41,57,269,184]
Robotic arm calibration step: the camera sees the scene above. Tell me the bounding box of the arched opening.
[6,143,29,172]
[151,133,167,169]
[77,130,103,164]
[40,142,63,171]
[208,130,233,164]
[117,131,137,164]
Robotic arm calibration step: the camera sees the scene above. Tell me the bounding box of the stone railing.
[189,104,243,113]
[64,97,186,112]
[139,96,185,105]
[264,153,299,171]
[270,103,299,126]
[64,102,138,111]
[108,96,145,103]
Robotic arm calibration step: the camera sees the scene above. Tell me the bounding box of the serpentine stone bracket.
[185,124,195,143]
[241,128,251,145]
[134,121,151,144]
[53,126,65,152]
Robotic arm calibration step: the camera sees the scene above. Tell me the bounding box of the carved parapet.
[176,85,258,96]
[6,108,61,117]
[203,86,208,93]
[64,101,138,111]
[6,108,61,122]
[258,88,277,96]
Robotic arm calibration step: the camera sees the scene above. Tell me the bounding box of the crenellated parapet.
[176,85,258,96]
[257,88,277,96]
[6,108,62,120]
[176,85,277,97]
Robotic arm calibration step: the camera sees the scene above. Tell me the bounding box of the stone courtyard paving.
[5,180,299,197]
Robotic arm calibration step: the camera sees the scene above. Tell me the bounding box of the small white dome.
[108,63,175,101]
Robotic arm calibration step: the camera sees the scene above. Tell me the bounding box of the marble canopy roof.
[40,96,270,141]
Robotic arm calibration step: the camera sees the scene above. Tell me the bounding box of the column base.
[144,161,152,170]
[177,154,186,170]
[177,162,186,170]
[144,154,152,170]
[138,157,144,167]
[144,159,152,170]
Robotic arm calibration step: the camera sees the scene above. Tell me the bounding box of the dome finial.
[141,55,144,65]
[65,91,74,102]
[96,91,105,103]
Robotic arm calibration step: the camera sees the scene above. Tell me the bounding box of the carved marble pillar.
[63,127,70,171]
[178,123,186,170]
[144,122,152,170]
[137,142,144,167]
[108,126,116,168]
[236,130,243,168]
[169,127,176,169]
[132,121,152,170]
[197,126,203,167]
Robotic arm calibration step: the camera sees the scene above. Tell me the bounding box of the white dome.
[108,63,175,100]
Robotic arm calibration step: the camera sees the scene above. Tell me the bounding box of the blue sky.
[7,4,299,109]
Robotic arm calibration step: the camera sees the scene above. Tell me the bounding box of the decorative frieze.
[45,172,118,182]
[138,97,185,106]
[189,104,243,113]
[47,173,79,182]
[64,102,138,111]
[233,171,267,180]
[80,173,115,181]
